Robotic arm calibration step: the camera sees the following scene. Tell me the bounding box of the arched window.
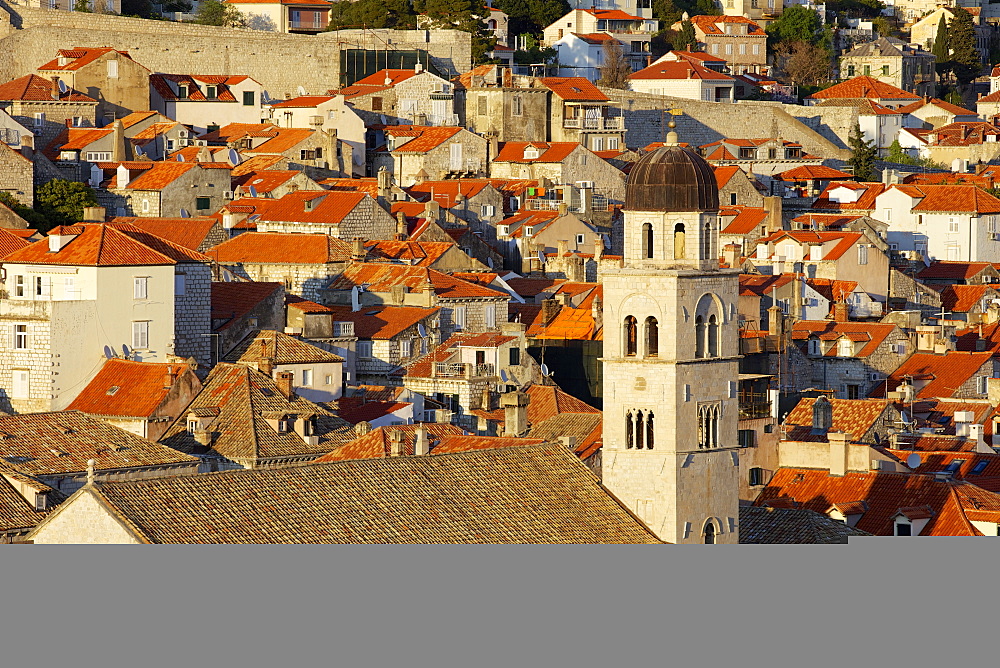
[645,317,658,358]
[625,411,634,449]
[624,316,637,356]
[704,521,716,544]
[695,316,706,358]
[711,405,720,448]
[698,406,706,448]
[673,223,685,259]
[645,411,654,449]
[635,411,644,450]
[702,222,712,260]
[642,223,653,259]
[708,314,719,357]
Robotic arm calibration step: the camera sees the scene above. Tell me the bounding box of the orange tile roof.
[382,125,464,154]
[251,128,315,154]
[229,190,366,225]
[67,359,192,418]
[791,320,898,357]
[538,77,609,101]
[401,332,512,378]
[322,304,439,339]
[761,230,866,261]
[405,179,494,208]
[739,273,794,297]
[531,305,602,341]
[212,281,284,330]
[894,184,1000,214]
[0,227,31,259]
[470,384,600,427]
[150,74,253,103]
[229,155,285,175]
[0,74,95,102]
[939,284,996,313]
[121,161,198,190]
[321,177,379,197]
[431,435,547,454]
[352,69,420,87]
[206,232,353,264]
[777,165,854,181]
[233,170,302,194]
[38,47,138,72]
[630,60,733,81]
[571,32,621,45]
[812,182,886,210]
[918,260,996,281]
[896,451,1000,480]
[807,76,920,101]
[268,95,335,108]
[112,216,220,252]
[327,262,507,299]
[871,351,994,399]
[756,468,992,535]
[783,397,890,442]
[689,14,765,35]
[3,223,207,267]
[313,423,465,462]
[582,8,645,19]
[199,122,279,143]
[897,97,975,116]
[494,142,580,163]
[714,165,741,188]
[365,240,459,266]
[720,206,768,235]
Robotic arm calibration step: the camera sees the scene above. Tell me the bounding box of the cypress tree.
[847,122,878,182]
[948,8,982,86]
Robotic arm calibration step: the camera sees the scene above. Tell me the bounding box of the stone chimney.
[541,297,561,324]
[833,301,850,322]
[828,431,849,477]
[193,428,213,448]
[258,357,274,376]
[164,365,177,390]
[275,371,295,400]
[557,238,568,257]
[377,166,391,209]
[425,200,441,222]
[354,421,372,436]
[396,211,408,237]
[501,390,529,437]
[414,425,430,455]
[81,206,105,222]
[351,237,366,261]
[389,430,404,457]
[763,196,783,232]
[594,236,604,261]
[812,395,833,434]
[722,243,740,268]
[50,76,60,100]
[767,305,783,337]
[557,202,568,216]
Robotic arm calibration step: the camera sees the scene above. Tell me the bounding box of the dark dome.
[625,146,719,212]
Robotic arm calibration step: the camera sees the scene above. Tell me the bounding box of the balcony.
[289,18,326,31]
[562,116,622,130]
[432,362,495,379]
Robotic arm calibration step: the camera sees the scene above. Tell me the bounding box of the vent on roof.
[107,385,120,396]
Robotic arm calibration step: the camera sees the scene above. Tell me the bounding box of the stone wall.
[174,263,212,370]
[598,88,851,160]
[0,141,33,206]
[0,3,471,100]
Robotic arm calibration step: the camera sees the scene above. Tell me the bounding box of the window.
[739,43,746,55]
[730,192,737,206]
[725,43,732,55]
[400,339,412,357]
[205,85,217,100]
[177,84,188,98]
[485,303,497,328]
[645,317,658,358]
[808,338,821,356]
[14,325,28,349]
[863,65,871,76]
[704,521,716,544]
[509,347,520,366]
[133,276,148,300]
[132,321,149,349]
[608,137,619,150]
[85,151,112,162]
[243,91,255,106]
[142,199,150,213]
[698,403,721,448]
[858,244,868,265]
[739,429,755,448]
[846,384,860,400]
[753,44,760,55]
[478,95,487,116]
[13,275,24,297]
[302,369,313,386]
[175,273,186,296]
[642,222,654,259]
[12,370,29,399]
[626,411,634,449]
[324,375,333,385]
[453,306,467,330]
[315,147,322,159]
[945,459,965,473]
[646,411,654,449]
[34,276,48,298]
[33,113,44,127]
[895,521,912,536]
[371,97,383,111]
[882,65,889,76]
[357,340,373,358]
[196,197,211,211]
[107,60,118,78]
[948,218,959,232]
[300,149,316,160]
[971,460,989,475]
[624,316,637,356]
[978,376,989,394]
[592,137,604,151]
[673,223,685,259]
[512,95,522,116]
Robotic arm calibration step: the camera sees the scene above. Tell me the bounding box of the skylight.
[107,386,120,395]
[971,460,989,475]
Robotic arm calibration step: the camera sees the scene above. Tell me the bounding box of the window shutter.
[485,304,496,328]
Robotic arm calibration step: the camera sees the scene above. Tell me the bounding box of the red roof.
[777,165,854,181]
[327,263,506,299]
[323,304,440,340]
[897,97,975,117]
[0,74,95,102]
[939,284,996,313]
[268,95,335,108]
[896,184,1000,214]
[67,359,192,418]
[791,320,899,357]
[405,179,494,208]
[365,240,461,267]
[714,166,742,188]
[581,8,644,20]
[812,182,886,211]
[918,260,996,281]
[689,14,765,36]
[807,76,920,101]
[571,33,621,45]
[206,232,353,265]
[352,69,421,87]
[150,74,254,103]
[3,223,208,267]
[630,60,733,81]
[38,47,140,72]
[760,230,866,261]
[782,397,891,442]
[335,399,412,425]
[494,142,581,163]
[112,217,220,252]
[212,281,283,331]
[382,125,465,154]
[719,206,768,235]
[313,423,465,462]
[225,190,367,225]
[122,162,201,190]
[537,77,609,101]
[871,352,995,399]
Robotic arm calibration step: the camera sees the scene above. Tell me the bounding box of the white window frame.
[132,321,149,349]
[14,324,28,350]
[302,368,313,387]
[454,305,467,330]
[357,340,373,358]
[133,276,148,300]
[11,370,29,399]
[485,303,497,328]
[400,339,413,357]
[107,59,118,78]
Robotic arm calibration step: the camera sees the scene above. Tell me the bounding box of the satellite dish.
[540,363,550,377]
[297,85,306,96]
[487,257,494,269]
[248,185,258,198]
[228,148,240,166]
[180,209,190,218]
[57,79,68,94]
[906,453,922,469]
[500,369,508,383]
[177,154,185,162]
[121,344,131,359]
[134,145,144,156]
[417,323,427,337]
[261,90,271,104]
[103,345,114,359]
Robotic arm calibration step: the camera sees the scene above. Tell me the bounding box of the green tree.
[0,192,48,230]
[767,5,823,46]
[326,0,416,29]
[671,19,695,52]
[948,8,982,87]
[825,0,885,18]
[931,14,949,76]
[35,180,98,232]
[73,0,92,12]
[596,39,633,89]
[872,16,891,38]
[847,122,878,182]
[417,0,497,63]
[652,0,682,28]
[193,0,246,27]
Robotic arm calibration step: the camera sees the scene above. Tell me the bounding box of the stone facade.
[173,263,213,370]
[369,128,489,185]
[29,488,143,544]
[348,70,458,128]
[101,163,232,218]
[0,96,98,154]
[0,140,33,205]
[489,144,626,202]
[219,262,343,303]
[460,86,550,142]
[38,48,151,123]
[255,195,397,241]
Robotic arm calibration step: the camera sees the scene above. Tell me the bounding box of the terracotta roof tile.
[0,74,95,102]
[212,282,283,331]
[327,263,506,299]
[720,206,768,235]
[322,304,439,340]
[67,359,195,418]
[871,351,994,399]
[538,77,609,101]
[206,232,353,264]
[2,223,208,267]
[918,260,996,281]
[352,69,420,87]
[630,60,733,81]
[0,227,31,259]
[792,320,898,357]
[807,76,920,101]
[494,141,581,164]
[223,329,344,365]
[112,216,221,252]
[777,165,854,181]
[738,506,871,543]
[38,47,138,72]
[365,240,460,267]
[380,125,464,154]
[268,95,335,108]
[813,181,886,210]
[783,398,891,442]
[689,14,765,35]
[315,423,463,462]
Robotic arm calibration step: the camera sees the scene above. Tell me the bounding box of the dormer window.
[523,145,539,160]
[206,85,217,99]
[58,56,68,66]
[837,338,853,357]
[177,84,189,99]
[807,338,821,356]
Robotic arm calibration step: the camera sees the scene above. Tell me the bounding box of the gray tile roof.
[84,444,664,543]
[738,506,872,544]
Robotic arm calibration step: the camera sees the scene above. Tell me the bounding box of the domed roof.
[625,146,719,212]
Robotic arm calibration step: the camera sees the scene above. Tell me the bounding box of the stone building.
[0,140,34,207]
[838,37,935,97]
[265,95,366,176]
[97,161,233,219]
[0,74,98,151]
[150,74,266,135]
[37,47,151,124]
[600,141,741,544]
[201,123,351,180]
[539,77,625,151]
[0,223,212,414]
[368,125,489,186]
[716,166,766,207]
[205,232,355,302]
[339,67,459,128]
[241,190,397,240]
[456,67,550,143]
[681,15,768,75]
[223,329,345,402]
[490,142,626,203]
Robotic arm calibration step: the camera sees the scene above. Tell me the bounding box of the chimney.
[389,430,404,457]
[988,377,1000,405]
[558,435,576,449]
[377,166,392,208]
[557,238,568,257]
[541,297,561,324]
[833,301,850,322]
[501,390,529,437]
[767,305,783,337]
[351,237,366,261]
[354,421,372,436]
[594,236,604,261]
[414,425,430,455]
[163,365,176,390]
[258,357,274,376]
[81,206,105,222]
[828,431,849,477]
[812,395,833,434]
[425,200,441,222]
[50,76,60,100]
[722,243,740,268]
[275,371,294,399]
[396,211,408,237]
[557,202,568,216]
[193,428,213,448]
[763,196,783,232]
[480,385,492,411]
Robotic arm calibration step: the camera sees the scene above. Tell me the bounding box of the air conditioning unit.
[178,138,191,147]
[870,373,882,381]
[871,459,884,471]
[223,190,234,199]
[196,140,207,146]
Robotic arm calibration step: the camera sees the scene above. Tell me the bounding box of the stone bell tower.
[601,143,741,544]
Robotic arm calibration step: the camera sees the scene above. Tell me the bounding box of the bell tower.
[601,144,741,544]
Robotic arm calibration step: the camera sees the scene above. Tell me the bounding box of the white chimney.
[116,164,131,189]
[414,425,430,455]
[48,227,81,252]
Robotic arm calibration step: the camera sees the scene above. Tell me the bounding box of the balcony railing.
[563,117,622,130]
[289,18,326,30]
[432,362,495,378]
[738,394,771,420]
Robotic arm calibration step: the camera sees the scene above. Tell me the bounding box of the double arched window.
[645,317,658,357]
[698,404,721,449]
[624,316,637,356]
[625,410,654,450]
[694,294,721,359]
